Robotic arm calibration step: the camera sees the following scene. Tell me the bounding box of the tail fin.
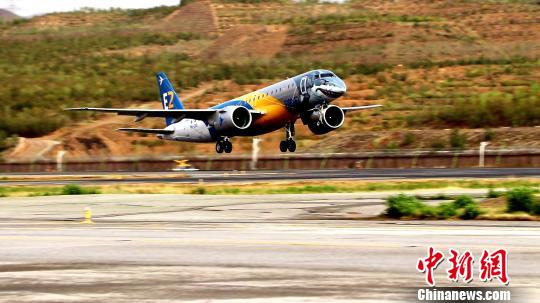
[156,72,184,126]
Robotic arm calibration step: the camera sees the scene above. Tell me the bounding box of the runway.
[0,193,538,302]
[2,168,540,185]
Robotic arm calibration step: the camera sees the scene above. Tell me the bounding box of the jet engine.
[305,105,345,135]
[211,106,252,132]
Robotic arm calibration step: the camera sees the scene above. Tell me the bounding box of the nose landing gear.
[216,137,232,153]
[279,122,296,153]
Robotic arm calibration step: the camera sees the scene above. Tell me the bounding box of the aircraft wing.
[117,128,174,134]
[66,107,217,121]
[66,107,264,121]
[342,105,382,113]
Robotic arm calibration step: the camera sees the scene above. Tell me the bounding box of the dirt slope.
[203,24,287,62]
[8,138,59,162]
[157,0,218,35]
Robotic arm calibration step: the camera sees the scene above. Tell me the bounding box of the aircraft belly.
[170,119,213,142]
[249,103,297,135]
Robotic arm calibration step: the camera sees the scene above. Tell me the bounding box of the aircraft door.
[300,76,307,95]
[300,74,314,106]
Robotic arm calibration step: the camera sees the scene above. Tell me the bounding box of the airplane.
[67,70,381,153]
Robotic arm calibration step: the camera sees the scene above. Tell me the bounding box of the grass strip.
[0,178,539,197]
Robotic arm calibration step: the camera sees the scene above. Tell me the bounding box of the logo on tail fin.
[162,91,175,110]
[157,72,184,126]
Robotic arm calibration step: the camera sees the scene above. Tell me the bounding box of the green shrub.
[385,194,441,218]
[449,129,466,149]
[483,128,495,141]
[453,195,475,208]
[436,202,457,218]
[416,85,540,128]
[385,141,399,150]
[430,139,445,150]
[86,188,100,194]
[418,205,438,219]
[461,203,481,219]
[487,188,503,198]
[0,130,7,151]
[386,194,485,220]
[531,202,540,216]
[385,194,424,218]
[401,132,416,147]
[191,187,207,195]
[61,184,100,195]
[124,5,179,17]
[506,187,536,212]
[62,184,84,195]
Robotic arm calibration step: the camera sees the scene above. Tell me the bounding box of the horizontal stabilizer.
[117,128,174,135]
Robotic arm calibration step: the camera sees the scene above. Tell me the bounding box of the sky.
[0,0,181,17]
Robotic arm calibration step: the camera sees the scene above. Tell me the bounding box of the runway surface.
[2,168,540,185]
[0,193,538,302]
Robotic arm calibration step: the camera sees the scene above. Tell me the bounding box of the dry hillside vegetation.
[0,0,539,159]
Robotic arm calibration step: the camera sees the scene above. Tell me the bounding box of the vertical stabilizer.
[156,72,184,126]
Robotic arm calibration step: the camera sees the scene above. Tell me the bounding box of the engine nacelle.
[211,106,252,132]
[306,105,345,135]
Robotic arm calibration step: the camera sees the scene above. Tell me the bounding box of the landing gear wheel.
[215,141,224,153]
[281,122,297,152]
[287,139,296,152]
[224,141,233,153]
[279,141,288,153]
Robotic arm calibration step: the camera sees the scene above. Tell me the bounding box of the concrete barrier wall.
[1,150,539,173]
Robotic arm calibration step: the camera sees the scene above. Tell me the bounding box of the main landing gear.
[215,137,232,153]
[279,122,296,153]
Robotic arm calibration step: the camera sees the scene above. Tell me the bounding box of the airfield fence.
[1,149,540,172]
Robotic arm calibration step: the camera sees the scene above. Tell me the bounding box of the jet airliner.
[68,70,381,153]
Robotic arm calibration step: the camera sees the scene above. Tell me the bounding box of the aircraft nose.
[319,83,346,99]
[334,78,347,96]
[336,83,346,95]
[317,75,347,98]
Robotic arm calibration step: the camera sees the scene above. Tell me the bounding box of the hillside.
[0,9,18,21]
[0,0,539,159]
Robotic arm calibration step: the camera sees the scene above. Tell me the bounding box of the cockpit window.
[320,73,334,78]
